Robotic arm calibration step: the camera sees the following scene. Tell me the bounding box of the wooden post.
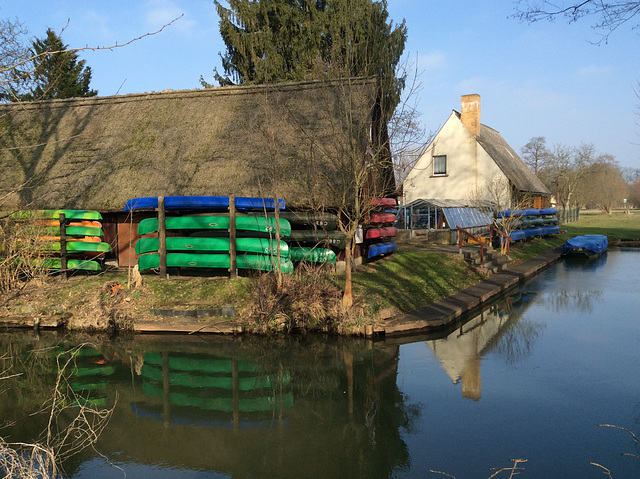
[229,194,237,279]
[59,213,67,280]
[158,196,167,278]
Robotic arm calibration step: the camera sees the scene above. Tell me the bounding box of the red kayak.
[370,213,395,224]
[366,226,398,239]
[370,198,397,207]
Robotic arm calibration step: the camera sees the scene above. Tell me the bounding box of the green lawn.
[562,209,640,241]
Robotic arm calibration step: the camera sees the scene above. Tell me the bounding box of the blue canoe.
[562,235,608,257]
[367,242,397,259]
[124,196,285,212]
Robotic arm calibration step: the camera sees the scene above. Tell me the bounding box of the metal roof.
[402,198,494,210]
[442,207,493,230]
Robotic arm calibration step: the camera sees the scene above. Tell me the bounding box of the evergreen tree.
[206,0,406,119]
[20,28,97,101]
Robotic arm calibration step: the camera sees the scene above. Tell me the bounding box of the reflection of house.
[0,78,394,266]
[426,291,539,400]
[403,94,550,208]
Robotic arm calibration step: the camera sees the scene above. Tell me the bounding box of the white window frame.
[433,155,447,176]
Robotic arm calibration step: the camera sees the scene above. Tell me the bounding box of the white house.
[403,94,550,209]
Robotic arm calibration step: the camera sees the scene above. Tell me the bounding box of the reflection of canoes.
[135,237,289,258]
[365,226,397,239]
[138,253,294,273]
[142,381,294,412]
[288,229,346,249]
[143,352,261,373]
[141,364,291,390]
[290,247,337,264]
[370,213,395,224]
[367,242,397,259]
[42,258,102,272]
[124,195,285,212]
[562,234,608,257]
[138,216,291,237]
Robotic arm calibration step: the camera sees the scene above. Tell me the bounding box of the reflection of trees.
[541,290,603,314]
[1,332,417,479]
[490,318,544,366]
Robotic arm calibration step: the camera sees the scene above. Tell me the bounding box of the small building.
[403,94,550,209]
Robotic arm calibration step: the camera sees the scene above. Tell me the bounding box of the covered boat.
[562,235,608,257]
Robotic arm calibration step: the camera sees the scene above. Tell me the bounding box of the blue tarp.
[562,235,608,255]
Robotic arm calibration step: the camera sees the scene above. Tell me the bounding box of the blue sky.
[3,0,639,169]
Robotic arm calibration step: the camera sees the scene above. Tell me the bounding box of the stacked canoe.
[127,196,294,274]
[498,208,560,242]
[16,209,111,272]
[283,211,342,265]
[366,198,398,259]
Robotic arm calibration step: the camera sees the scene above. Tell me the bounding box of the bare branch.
[1,14,184,75]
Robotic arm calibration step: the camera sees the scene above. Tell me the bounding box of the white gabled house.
[403,94,550,209]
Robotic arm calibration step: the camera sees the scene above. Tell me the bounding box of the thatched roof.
[0,77,391,211]
[476,123,550,196]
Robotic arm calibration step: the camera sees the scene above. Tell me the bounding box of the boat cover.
[562,235,608,255]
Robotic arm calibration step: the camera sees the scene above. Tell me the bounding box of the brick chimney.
[461,94,481,137]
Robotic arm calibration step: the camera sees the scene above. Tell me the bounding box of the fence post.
[59,213,67,280]
[158,196,167,278]
[229,194,237,279]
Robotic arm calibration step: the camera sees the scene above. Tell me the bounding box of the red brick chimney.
[461,94,481,137]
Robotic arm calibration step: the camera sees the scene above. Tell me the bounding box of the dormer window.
[433,155,447,176]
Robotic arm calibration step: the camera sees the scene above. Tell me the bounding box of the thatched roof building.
[0,77,394,212]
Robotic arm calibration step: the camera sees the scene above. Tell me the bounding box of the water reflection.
[426,291,545,399]
[1,333,415,478]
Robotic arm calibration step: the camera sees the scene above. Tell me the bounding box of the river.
[1,248,639,478]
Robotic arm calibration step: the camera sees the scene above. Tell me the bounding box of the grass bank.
[1,209,638,334]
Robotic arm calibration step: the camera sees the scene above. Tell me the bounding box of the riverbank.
[1,209,637,336]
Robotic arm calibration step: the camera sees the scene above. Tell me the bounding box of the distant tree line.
[521,136,638,212]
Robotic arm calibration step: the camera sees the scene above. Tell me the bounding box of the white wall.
[403,112,507,205]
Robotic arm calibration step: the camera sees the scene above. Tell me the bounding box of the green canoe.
[42,258,102,272]
[135,236,289,258]
[138,216,291,237]
[40,225,104,237]
[12,209,103,221]
[41,241,112,255]
[138,252,294,274]
[288,229,347,249]
[290,247,337,264]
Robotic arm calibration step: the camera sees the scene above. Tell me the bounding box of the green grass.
[346,248,485,313]
[562,209,640,241]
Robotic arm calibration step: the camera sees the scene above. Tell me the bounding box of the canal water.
[1,248,639,478]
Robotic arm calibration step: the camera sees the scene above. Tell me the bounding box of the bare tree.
[521,136,551,175]
[512,0,640,43]
[576,154,628,213]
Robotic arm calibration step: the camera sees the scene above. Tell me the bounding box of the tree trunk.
[342,238,353,309]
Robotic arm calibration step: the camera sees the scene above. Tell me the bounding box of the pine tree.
[20,28,97,101]
[206,0,406,119]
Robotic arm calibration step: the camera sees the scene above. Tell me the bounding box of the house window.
[433,155,447,176]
